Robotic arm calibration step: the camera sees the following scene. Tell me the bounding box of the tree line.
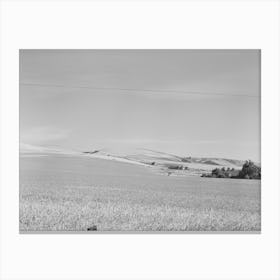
[201,160,261,179]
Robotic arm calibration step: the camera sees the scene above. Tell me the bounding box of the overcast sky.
[20,50,260,161]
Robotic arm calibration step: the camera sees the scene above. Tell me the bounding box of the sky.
[19,50,260,161]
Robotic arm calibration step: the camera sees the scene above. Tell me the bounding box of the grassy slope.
[19,155,261,231]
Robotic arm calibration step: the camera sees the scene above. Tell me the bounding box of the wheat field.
[19,155,261,232]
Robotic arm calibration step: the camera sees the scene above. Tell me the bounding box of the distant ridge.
[20,143,258,174]
[82,147,247,172]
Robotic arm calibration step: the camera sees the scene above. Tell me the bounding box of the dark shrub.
[238,160,261,179]
[87,225,97,231]
[168,165,184,170]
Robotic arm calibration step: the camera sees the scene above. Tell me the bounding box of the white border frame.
[1,1,280,279]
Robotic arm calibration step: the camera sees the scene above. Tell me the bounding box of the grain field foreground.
[19,155,261,232]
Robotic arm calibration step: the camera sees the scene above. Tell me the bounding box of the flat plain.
[19,155,261,232]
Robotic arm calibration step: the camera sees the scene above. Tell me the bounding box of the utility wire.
[19,82,260,98]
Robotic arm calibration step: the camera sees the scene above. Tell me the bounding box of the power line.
[19,82,260,98]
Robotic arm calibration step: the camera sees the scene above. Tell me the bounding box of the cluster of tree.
[201,160,261,180]
[167,164,188,170]
[202,167,239,178]
[238,160,261,179]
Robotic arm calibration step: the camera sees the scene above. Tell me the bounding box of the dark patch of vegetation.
[83,150,99,154]
[238,160,261,179]
[143,161,156,166]
[202,167,239,178]
[87,225,97,231]
[167,164,188,170]
[201,160,261,180]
